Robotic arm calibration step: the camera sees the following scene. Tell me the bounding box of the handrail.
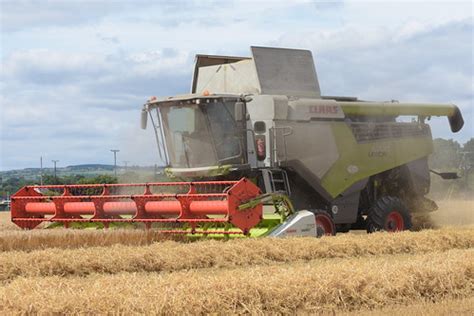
[269,126,293,167]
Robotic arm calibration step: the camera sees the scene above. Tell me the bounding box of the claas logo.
[309,105,339,114]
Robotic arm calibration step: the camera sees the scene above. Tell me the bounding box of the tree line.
[429,138,473,199]
[0,174,118,199]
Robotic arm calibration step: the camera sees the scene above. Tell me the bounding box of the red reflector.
[256,135,266,161]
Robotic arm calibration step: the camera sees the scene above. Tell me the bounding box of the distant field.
[0,211,17,231]
[0,200,473,314]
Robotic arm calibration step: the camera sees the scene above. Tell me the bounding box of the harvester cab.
[142,94,250,179]
[12,47,464,237]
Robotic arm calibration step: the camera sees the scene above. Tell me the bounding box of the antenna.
[123,160,129,171]
[40,156,43,185]
[51,160,59,183]
[110,149,120,177]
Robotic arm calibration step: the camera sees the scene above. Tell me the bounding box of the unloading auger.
[11,47,464,237]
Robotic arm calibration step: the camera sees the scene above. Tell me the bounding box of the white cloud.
[0,0,152,32]
[3,50,112,84]
[0,48,193,169]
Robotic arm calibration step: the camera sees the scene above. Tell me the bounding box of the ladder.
[261,168,291,196]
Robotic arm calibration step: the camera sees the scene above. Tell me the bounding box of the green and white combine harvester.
[11,47,464,237]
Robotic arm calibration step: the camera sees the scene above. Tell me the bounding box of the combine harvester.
[11,47,464,237]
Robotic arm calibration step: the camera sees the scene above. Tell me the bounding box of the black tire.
[312,210,336,237]
[366,196,412,233]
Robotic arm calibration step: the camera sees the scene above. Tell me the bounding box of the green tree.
[42,174,63,185]
[429,138,461,170]
[461,138,474,193]
[0,176,33,197]
[78,174,117,184]
[462,138,474,168]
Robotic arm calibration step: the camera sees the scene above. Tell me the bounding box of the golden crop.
[0,200,472,314]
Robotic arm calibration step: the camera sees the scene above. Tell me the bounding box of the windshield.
[156,99,245,168]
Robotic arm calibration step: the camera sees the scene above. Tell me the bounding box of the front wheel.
[313,210,336,237]
[367,196,412,233]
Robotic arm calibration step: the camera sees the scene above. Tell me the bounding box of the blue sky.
[0,0,473,170]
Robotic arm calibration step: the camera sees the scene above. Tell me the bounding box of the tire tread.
[367,196,412,233]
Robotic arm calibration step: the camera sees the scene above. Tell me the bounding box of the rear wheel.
[313,210,336,237]
[367,196,412,233]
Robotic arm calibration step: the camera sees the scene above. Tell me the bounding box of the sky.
[0,0,473,171]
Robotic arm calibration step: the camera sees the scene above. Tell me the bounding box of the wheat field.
[0,200,473,314]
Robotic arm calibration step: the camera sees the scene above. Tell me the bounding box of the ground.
[0,200,472,314]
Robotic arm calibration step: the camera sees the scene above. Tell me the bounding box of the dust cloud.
[412,199,474,230]
[431,199,474,226]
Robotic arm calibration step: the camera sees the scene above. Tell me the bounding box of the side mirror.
[141,109,148,129]
[235,101,245,121]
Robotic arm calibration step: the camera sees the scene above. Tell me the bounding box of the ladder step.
[262,169,291,196]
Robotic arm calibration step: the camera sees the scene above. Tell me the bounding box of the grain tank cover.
[191,54,251,94]
[192,46,321,97]
[251,46,321,98]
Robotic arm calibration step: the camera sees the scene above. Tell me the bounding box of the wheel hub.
[315,214,334,236]
[385,211,404,232]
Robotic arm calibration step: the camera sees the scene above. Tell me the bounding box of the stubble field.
[0,200,472,314]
